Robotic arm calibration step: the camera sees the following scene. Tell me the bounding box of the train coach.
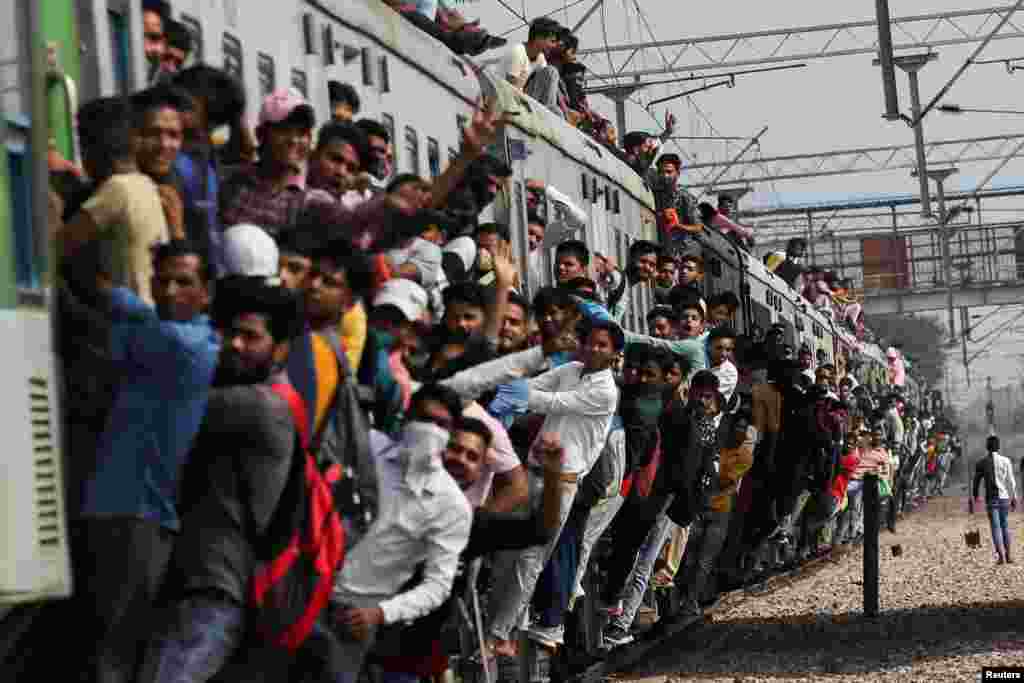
[0,0,926,614]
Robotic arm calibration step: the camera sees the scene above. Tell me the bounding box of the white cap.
[373,278,430,323]
[223,224,280,283]
[443,235,477,273]
[886,346,899,358]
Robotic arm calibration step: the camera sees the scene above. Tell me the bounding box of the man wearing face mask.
[327,384,472,683]
[140,277,305,682]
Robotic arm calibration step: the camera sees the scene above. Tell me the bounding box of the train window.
[604,185,611,212]
[381,114,396,179]
[302,13,317,55]
[361,47,374,86]
[257,54,275,97]
[427,138,441,178]
[222,33,243,81]
[456,114,468,136]
[291,69,308,98]
[379,56,391,93]
[405,127,420,175]
[591,177,598,205]
[323,25,335,65]
[581,173,588,200]
[709,257,722,277]
[613,190,621,214]
[448,147,458,163]
[179,15,204,63]
[107,10,130,95]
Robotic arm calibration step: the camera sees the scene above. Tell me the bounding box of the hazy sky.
[468,0,1024,411]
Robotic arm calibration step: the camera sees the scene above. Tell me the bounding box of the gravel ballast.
[619,487,1024,682]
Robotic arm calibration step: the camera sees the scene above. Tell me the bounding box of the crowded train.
[0,0,963,681]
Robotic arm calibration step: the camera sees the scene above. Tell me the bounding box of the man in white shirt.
[441,319,622,654]
[972,435,1018,564]
[329,385,472,683]
[498,18,560,91]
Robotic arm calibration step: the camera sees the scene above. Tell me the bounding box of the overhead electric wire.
[498,0,594,36]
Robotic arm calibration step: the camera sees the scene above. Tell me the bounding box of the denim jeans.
[611,512,675,631]
[988,499,1012,556]
[139,596,245,683]
[677,511,731,615]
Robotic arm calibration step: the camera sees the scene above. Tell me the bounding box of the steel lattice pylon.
[580,5,1024,80]
[681,134,1024,187]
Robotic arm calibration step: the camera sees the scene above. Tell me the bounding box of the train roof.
[320,0,482,103]
[476,71,655,211]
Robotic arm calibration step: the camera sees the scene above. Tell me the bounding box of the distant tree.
[869,313,946,387]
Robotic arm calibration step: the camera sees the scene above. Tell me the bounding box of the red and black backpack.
[247,383,347,652]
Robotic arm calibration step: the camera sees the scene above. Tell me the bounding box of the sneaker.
[526,624,564,649]
[599,599,623,617]
[602,625,634,648]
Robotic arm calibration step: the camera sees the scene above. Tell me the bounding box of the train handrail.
[45,41,80,167]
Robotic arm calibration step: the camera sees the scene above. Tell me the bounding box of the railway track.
[571,494,938,683]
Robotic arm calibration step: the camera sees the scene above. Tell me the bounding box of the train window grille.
[107,9,130,95]
[604,185,611,212]
[257,53,275,97]
[291,69,308,98]
[581,172,588,200]
[179,15,204,63]
[361,48,374,86]
[591,178,598,205]
[302,13,317,55]
[381,114,396,179]
[405,127,420,175]
[709,257,722,277]
[379,56,391,93]
[222,33,243,81]
[427,138,441,178]
[323,25,335,65]
[514,181,527,288]
[613,190,621,215]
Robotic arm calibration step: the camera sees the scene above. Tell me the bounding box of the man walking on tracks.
[972,435,1018,565]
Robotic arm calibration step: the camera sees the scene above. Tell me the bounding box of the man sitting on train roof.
[381,0,507,55]
[498,18,561,92]
[765,237,808,291]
